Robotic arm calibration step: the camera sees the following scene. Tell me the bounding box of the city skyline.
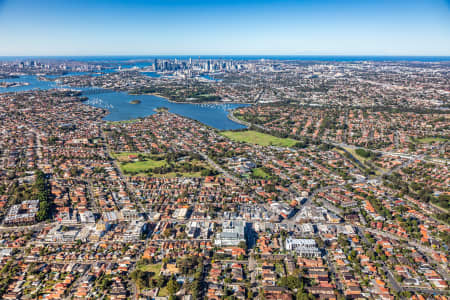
[0,2,449,297]
[0,0,449,56]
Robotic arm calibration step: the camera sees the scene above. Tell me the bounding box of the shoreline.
[132,92,255,105]
[21,75,252,106]
[226,110,251,128]
[80,89,251,129]
[1,75,253,129]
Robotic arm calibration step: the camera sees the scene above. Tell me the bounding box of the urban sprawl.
[0,58,448,300]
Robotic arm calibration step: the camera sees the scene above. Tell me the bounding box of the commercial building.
[3,200,39,225]
[285,238,321,257]
[214,220,246,247]
[270,202,295,219]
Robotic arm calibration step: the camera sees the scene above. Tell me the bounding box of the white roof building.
[285,238,321,257]
[214,220,246,247]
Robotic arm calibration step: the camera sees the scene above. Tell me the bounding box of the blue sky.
[0,0,449,56]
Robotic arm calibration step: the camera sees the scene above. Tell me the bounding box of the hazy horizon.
[0,0,449,56]
[0,54,449,59]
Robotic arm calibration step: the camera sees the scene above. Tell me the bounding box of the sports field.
[415,137,448,143]
[120,159,168,173]
[221,130,298,147]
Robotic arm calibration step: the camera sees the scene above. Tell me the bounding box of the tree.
[156,275,166,288]
[238,241,247,251]
[277,275,302,290]
[190,279,201,299]
[34,170,52,222]
[296,290,310,300]
[177,256,201,275]
[167,278,181,295]
[163,228,173,238]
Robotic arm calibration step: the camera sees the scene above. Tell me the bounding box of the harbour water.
[0,75,60,93]
[0,74,248,130]
[86,91,248,130]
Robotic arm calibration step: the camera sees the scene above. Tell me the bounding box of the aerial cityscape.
[0,0,449,300]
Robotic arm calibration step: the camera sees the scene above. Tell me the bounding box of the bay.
[85,91,248,130]
[0,75,248,130]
